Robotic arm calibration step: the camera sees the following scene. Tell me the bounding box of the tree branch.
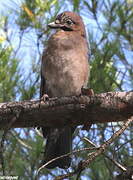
[0,92,132,129]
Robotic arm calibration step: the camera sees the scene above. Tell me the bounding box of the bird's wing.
[40,70,46,98]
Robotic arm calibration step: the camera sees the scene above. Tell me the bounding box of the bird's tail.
[42,127,72,169]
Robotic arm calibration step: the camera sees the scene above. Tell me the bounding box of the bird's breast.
[42,34,89,97]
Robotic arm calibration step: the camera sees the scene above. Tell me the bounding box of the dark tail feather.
[42,127,72,169]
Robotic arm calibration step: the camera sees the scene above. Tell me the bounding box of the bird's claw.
[40,94,49,102]
[81,87,94,96]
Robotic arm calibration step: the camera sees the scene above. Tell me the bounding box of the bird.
[40,11,90,169]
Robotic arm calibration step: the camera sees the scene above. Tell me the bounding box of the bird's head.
[48,11,86,37]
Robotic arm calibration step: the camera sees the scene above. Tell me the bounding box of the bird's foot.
[81,87,94,96]
[81,87,94,131]
[37,94,49,130]
[40,94,49,102]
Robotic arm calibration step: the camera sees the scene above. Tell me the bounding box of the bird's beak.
[48,21,63,29]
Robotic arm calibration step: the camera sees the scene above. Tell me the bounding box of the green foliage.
[17,0,60,30]
[0,46,20,102]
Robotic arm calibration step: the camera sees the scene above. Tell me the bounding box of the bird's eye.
[55,19,60,24]
[66,19,73,25]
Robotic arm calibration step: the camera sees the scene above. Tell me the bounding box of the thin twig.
[83,137,127,171]
[37,147,97,174]
[55,116,133,180]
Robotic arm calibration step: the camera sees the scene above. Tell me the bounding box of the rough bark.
[0,92,132,129]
